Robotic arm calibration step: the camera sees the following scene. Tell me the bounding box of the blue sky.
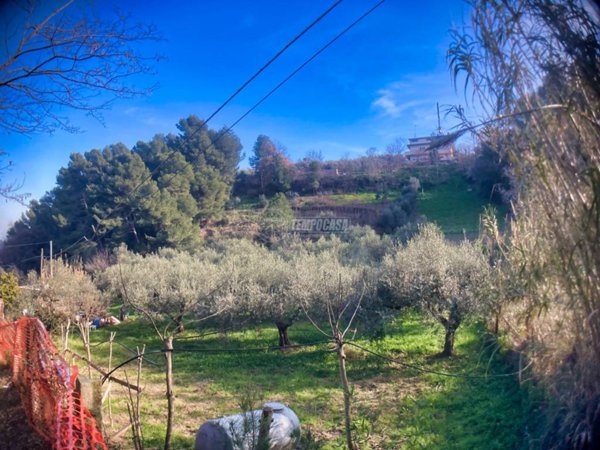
[0,0,473,237]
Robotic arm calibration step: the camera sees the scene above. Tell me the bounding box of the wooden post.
[256,406,273,450]
[336,337,355,450]
[40,247,44,276]
[164,336,174,450]
[49,240,53,277]
[76,375,103,432]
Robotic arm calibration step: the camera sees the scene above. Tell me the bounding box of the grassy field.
[65,310,536,449]
[233,171,503,236]
[418,175,505,234]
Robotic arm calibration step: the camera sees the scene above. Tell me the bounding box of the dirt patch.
[0,367,50,450]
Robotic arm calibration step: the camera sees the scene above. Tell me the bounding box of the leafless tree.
[385,137,405,155]
[0,149,28,202]
[0,0,162,135]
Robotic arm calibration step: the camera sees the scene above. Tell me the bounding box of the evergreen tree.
[170,115,242,220]
[0,114,242,267]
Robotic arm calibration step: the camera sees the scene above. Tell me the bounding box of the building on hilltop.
[405,134,456,163]
[404,103,458,164]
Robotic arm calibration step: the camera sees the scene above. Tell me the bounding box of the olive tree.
[251,252,300,347]
[294,250,373,450]
[101,246,232,450]
[19,259,106,331]
[108,248,231,333]
[17,259,107,369]
[211,238,302,348]
[381,224,489,356]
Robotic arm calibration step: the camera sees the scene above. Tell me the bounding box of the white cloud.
[369,72,472,141]
[372,89,400,117]
[372,89,426,119]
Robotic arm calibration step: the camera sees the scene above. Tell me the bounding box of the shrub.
[381,224,489,355]
[18,260,106,330]
[376,185,418,234]
[0,271,20,310]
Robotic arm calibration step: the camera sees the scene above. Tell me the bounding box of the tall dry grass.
[450,1,600,447]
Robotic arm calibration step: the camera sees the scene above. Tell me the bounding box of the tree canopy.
[0,115,242,269]
[249,135,293,195]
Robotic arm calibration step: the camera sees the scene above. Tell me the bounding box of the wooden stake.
[49,240,53,277]
[257,406,273,450]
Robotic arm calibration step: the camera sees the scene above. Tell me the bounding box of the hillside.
[418,174,507,236]
[218,165,502,240]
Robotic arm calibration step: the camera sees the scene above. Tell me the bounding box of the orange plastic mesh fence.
[0,320,15,366]
[0,317,107,450]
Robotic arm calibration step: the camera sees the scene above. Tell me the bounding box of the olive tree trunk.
[336,338,355,450]
[276,322,291,348]
[442,326,457,357]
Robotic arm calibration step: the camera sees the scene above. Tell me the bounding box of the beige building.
[405,134,455,163]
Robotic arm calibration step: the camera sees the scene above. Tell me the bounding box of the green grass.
[418,175,505,234]
[65,310,535,449]
[234,197,261,210]
[326,192,398,205]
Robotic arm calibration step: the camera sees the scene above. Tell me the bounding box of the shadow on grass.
[69,311,538,450]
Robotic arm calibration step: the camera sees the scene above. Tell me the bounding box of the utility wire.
[84,1,346,246]
[2,240,50,248]
[226,0,387,132]
[89,0,386,249]
[345,341,533,380]
[203,0,345,125]
[101,336,531,385]
[101,340,331,384]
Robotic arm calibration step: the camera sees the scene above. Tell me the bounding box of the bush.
[0,271,20,310]
[376,185,418,234]
[18,260,107,330]
[381,224,489,355]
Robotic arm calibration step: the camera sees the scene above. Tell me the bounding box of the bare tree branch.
[0,0,163,134]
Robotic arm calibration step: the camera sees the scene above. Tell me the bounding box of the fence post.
[76,376,104,432]
[256,406,273,450]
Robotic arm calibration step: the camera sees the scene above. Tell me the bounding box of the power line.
[89,0,386,248]
[203,0,345,125]
[345,341,532,380]
[84,1,346,246]
[3,235,89,268]
[226,0,387,132]
[55,235,89,258]
[101,336,531,386]
[2,240,50,248]
[101,340,331,384]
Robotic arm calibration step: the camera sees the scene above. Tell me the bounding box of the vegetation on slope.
[418,175,505,234]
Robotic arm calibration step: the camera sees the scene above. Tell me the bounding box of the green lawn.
[326,192,399,205]
[418,175,505,234]
[65,310,535,449]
